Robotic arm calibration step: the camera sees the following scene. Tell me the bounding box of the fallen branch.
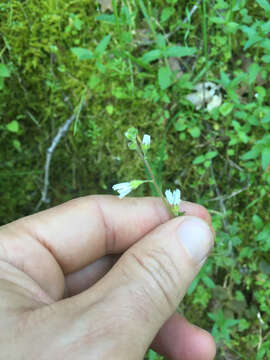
[35,113,76,211]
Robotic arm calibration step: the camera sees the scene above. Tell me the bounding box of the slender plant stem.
[201,0,208,64]
[135,139,175,218]
[201,0,209,101]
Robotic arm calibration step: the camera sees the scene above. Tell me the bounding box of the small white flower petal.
[112,182,130,191]
[142,134,151,146]
[112,182,132,199]
[172,189,181,205]
[118,188,131,199]
[165,188,181,207]
[165,189,173,205]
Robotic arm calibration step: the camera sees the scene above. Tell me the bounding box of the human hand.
[0,196,215,360]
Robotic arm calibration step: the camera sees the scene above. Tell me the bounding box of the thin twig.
[207,185,250,202]
[35,113,76,211]
[219,153,244,172]
[257,312,264,351]
[227,158,244,172]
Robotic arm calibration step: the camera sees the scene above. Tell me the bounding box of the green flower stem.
[136,138,175,219]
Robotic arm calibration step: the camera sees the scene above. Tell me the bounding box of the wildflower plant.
[113,128,182,218]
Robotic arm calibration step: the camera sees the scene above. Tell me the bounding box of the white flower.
[112,182,132,199]
[165,189,181,216]
[142,134,151,146]
[141,134,151,154]
[165,189,181,206]
[112,180,146,199]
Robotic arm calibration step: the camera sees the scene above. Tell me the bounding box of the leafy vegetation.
[0,0,270,358]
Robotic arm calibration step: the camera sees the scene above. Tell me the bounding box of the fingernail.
[178,217,214,264]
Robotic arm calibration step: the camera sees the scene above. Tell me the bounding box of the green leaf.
[161,7,175,22]
[106,104,114,115]
[187,276,200,295]
[259,260,270,275]
[156,34,166,50]
[226,88,240,103]
[219,102,234,116]
[189,126,201,138]
[202,276,216,289]
[220,71,231,87]
[256,0,270,11]
[12,139,22,152]
[95,14,116,24]
[261,38,270,50]
[210,16,225,24]
[71,47,94,60]
[252,214,264,229]
[95,35,111,56]
[125,127,138,141]
[238,131,249,144]
[225,21,239,33]
[141,49,162,63]
[248,63,260,84]
[261,20,270,33]
[158,66,172,90]
[241,25,257,38]
[0,63,10,77]
[193,155,205,164]
[88,74,100,89]
[205,151,218,160]
[262,113,270,123]
[164,46,196,58]
[261,146,270,170]
[6,120,19,133]
[174,118,187,132]
[147,349,159,360]
[242,146,260,160]
[96,60,106,73]
[262,55,270,63]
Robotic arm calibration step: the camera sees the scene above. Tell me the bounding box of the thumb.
[98,215,214,358]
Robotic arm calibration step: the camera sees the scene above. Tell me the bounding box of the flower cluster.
[112,128,183,218]
[165,189,181,216]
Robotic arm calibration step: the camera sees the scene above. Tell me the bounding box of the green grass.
[1,0,270,358]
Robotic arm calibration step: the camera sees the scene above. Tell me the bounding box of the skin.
[0,195,216,360]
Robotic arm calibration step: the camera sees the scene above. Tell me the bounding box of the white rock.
[186,82,222,111]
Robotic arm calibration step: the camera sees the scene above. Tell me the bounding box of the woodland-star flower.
[142,134,151,146]
[141,134,151,154]
[165,189,181,205]
[112,180,146,199]
[165,189,181,216]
